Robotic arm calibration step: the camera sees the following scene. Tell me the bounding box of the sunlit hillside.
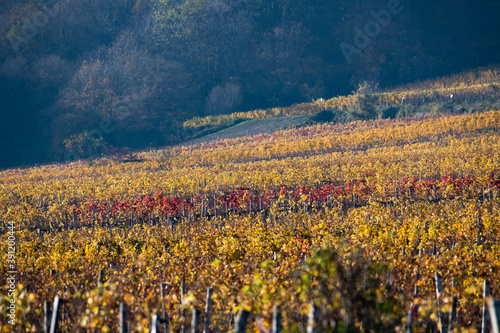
[183,65,500,132]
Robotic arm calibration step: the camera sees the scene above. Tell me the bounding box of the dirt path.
[181,115,311,146]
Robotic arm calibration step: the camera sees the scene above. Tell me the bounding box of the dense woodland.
[1,0,500,168]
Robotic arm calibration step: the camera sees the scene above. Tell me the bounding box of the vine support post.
[414,271,419,298]
[98,269,104,285]
[234,310,250,333]
[151,314,160,333]
[435,273,446,333]
[306,300,318,333]
[204,288,213,333]
[192,308,200,333]
[161,283,170,333]
[181,280,186,333]
[272,305,282,333]
[488,299,500,333]
[448,296,458,332]
[482,280,491,333]
[405,309,413,333]
[181,280,185,303]
[44,300,52,333]
[49,296,61,333]
[120,303,128,333]
[448,277,458,332]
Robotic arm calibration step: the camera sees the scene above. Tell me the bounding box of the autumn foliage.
[1,111,500,332]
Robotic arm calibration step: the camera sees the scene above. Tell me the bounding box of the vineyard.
[2,111,500,332]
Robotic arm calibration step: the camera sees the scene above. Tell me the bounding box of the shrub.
[312,109,336,123]
[379,107,398,119]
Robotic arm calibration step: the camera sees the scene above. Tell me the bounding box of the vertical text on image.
[6,221,17,326]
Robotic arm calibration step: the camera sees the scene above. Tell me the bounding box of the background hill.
[181,64,500,145]
[2,0,500,168]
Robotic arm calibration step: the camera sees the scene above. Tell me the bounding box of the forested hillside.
[1,0,500,168]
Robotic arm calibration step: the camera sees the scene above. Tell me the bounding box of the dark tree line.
[1,0,500,168]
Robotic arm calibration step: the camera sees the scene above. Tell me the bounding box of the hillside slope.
[182,64,500,138]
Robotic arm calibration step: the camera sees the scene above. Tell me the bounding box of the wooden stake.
[234,310,250,333]
[192,308,200,333]
[405,309,413,333]
[448,296,458,332]
[98,269,104,285]
[482,280,491,333]
[181,280,186,333]
[181,280,185,303]
[307,300,318,333]
[49,296,61,333]
[272,305,282,333]
[151,314,160,333]
[120,303,128,333]
[161,284,170,333]
[435,273,442,300]
[414,272,419,298]
[488,299,500,333]
[204,288,213,333]
[435,273,445,333]
[44,300,52,333]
